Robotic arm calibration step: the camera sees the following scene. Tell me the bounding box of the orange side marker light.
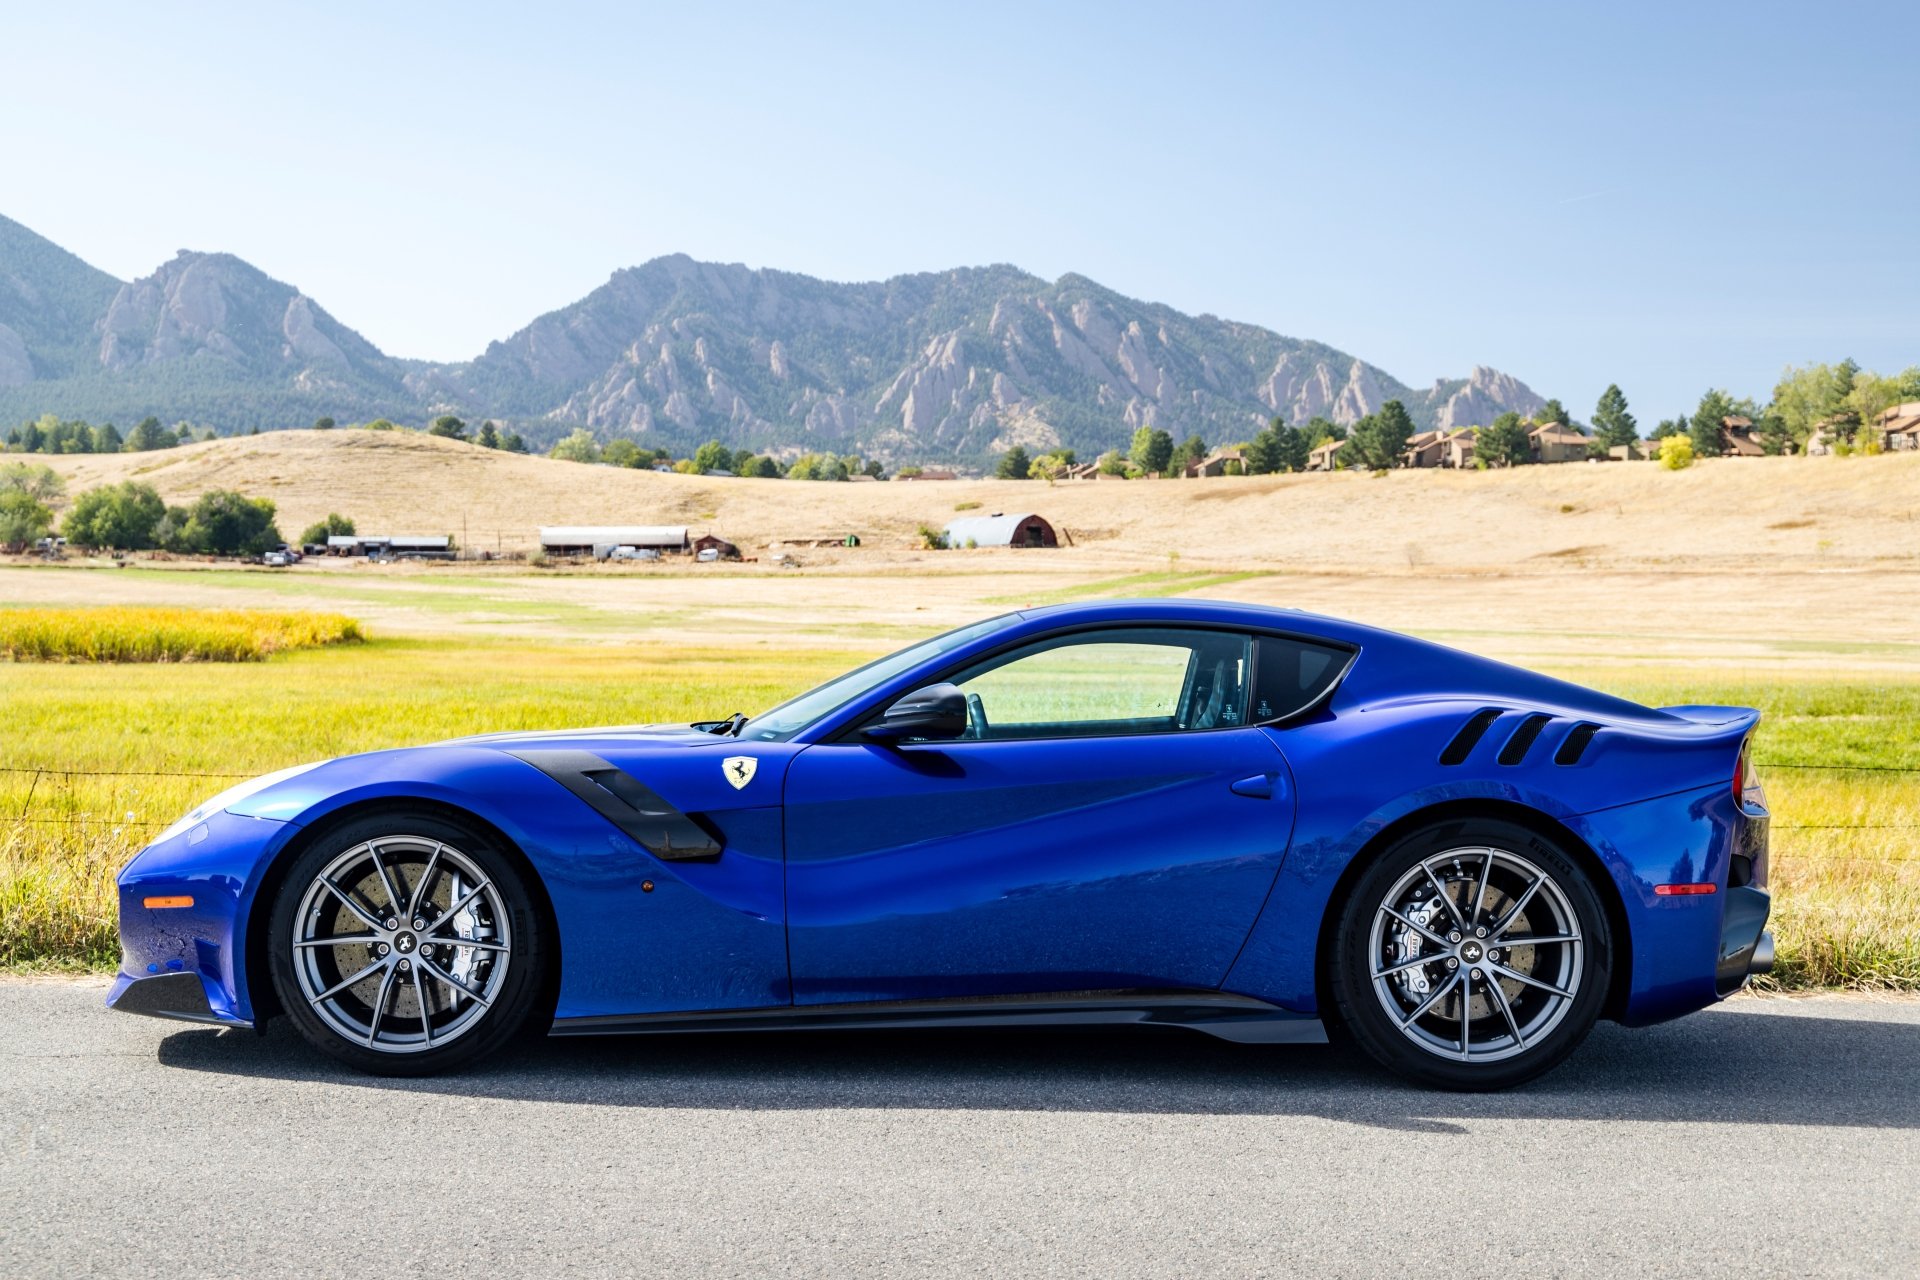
[143,895,194,909]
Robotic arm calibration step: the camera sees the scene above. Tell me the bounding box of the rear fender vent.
[1439,708,1503,765]
[1554,722,1601,766]
[1497,713,1555,765]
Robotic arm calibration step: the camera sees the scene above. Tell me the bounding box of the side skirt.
[550,989,1328,1045]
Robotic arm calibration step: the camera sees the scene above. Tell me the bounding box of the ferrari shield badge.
[722,756,757,790]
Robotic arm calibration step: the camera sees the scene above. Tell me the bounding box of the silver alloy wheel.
[290,835,513,1055]
[1366,846,1584,1064]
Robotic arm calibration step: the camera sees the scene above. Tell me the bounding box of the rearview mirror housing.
[863,682,969,742]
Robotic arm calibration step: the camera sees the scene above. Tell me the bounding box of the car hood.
[445,723,725,749]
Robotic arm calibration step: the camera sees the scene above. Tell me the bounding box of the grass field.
[3,632,1914,989]
[0,606,362,662]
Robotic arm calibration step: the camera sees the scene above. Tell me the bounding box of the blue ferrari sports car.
[110,600,1772,1089]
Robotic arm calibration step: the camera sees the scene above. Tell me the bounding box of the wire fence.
[4,761,1917,853]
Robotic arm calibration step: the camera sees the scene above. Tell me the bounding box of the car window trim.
[826,620,1358,745]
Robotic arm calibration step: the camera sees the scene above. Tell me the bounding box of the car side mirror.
[863,683,969,742]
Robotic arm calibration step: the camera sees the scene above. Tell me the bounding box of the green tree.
[1,461,66,503]
[1592,384,1638,450]
[1756,412,1794,455]
[125,417,173,452]
[62,481,167,550]
[313,416,336,430]
[15,419,47,453]
[1129,427,1174,476]
[476,421,500,449]
[1689,389,1736,458]
[691,440,734,474]
[1770,362,1854,445]
[601,439,644,468]
[549,429,601,463]
[429,415,468,440]
[298,513,356,546]
[180,490,283,555]
[1347,399,1416,470]
[1846,370,1912,435]
[1170,434,1208,476]
[1028,449,1076,480]
[1477,412,1533,467]
[0,490,54,550]
[1246,418,1313,474]
[500,430,527,453]
[92,422,123,453]
[1535,398,1569,427]
[747,455,782,478]
[995,445,1032,479]
[1096,449,1128,476]
[364,418,397,432]
[788,452,850,481]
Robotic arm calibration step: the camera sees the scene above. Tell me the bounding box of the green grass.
[0,607,364,662]
[2,642,1914,990]
[985,570,1265,606]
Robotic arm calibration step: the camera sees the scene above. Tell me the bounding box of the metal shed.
[539,525,690,558]
[942,513,1058,549]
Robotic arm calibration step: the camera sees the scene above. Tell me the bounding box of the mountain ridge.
[0,214,1545,461]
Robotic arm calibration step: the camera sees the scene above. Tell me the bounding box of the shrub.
[1658,434,1695,470]
[298,513,356,546]
[181,490,283,555]
[917,524,948,550]
[0,490,53,551]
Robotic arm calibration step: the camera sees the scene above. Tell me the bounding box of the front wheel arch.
[1312,799,1633,1032]
[245,797,561,1029]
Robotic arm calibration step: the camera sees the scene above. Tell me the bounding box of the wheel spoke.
[1420,863,1465,930]
[428,881,492,933]
[320,878,385,930]
[295,934,377,949]
[419,955,492,1009]
[1373,951,1441,979]
[1489,960,1573,999]
[365,962,401,1046]
[1398,971,1461,1028]
[1469,851,1495,928]
[1489,875,1545,940]
[310,956,385,1004]
[1458,974,1473,1057]
[405,843,444,920]
[1488,973,1527,1050]
[412,965,433,1047]
[436,938,508,954]
[369,842,404,916]
[1498,934,1579,948]
[1382,906,1450,948]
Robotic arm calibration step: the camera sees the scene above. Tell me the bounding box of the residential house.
[1527,423,1591,464]
[1400,430,1449,469]
[1307,438,1346,471]
[1720,415,1765,457]
[1875,402,1920,451]
[1440,429,1477,468]
[1185,446,1247,477]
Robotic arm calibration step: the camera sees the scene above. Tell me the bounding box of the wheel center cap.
[393,931,418,955]
[1460,940,1484,963]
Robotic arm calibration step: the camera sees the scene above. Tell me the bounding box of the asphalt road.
[1,980,1915,1278]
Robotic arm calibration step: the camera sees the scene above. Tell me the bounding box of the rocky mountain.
[0,215,1547,462]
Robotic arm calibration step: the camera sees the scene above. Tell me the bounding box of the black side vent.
[1497,713,1554,765]
[1439,708,1503,765]
[1554,722,1601,765]
[507,748,723,860]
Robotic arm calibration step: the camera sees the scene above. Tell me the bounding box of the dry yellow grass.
[34,427,1920,570]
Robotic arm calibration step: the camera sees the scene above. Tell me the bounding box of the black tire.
[1328,816,1611,1091]
[267,811,546,1076]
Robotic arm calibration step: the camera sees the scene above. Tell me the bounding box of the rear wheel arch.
[1312,798,1633,1028]
[245,796,561,1028]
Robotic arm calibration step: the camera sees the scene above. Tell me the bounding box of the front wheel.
[267,813,546,1076]
[1329,817,1611,1091]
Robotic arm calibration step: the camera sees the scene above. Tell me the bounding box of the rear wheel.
[1329,817,1610,1090]
[267,812,545,1076]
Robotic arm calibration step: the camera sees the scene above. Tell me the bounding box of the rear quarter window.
[1250,634,1350,723]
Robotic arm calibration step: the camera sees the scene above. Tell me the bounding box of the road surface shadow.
[153,1003,1920,1132]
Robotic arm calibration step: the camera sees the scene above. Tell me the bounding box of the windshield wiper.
[705,712,747,737]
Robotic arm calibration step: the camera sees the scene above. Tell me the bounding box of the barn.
[692,534,740,560]
[539,526,690,558]
[943,512,1058,548]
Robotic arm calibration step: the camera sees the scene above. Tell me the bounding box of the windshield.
[740,614,1019,741]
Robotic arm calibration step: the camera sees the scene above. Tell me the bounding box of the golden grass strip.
[0,607,364,663]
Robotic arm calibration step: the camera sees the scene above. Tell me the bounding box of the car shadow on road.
[153,1001,1920,1133]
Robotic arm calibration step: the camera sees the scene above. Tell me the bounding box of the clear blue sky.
[3,1,1914,419]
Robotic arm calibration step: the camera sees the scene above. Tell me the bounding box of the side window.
[1249,634,1350,723]
[949,628,1252,740]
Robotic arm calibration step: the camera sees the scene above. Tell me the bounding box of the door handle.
[1230,773,1276,800]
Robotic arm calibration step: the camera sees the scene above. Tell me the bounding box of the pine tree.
[1592,384,1638,449]
[996,445,1032,479]
[1689,389,1736,458]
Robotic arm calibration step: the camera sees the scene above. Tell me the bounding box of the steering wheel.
[964,692,989,740]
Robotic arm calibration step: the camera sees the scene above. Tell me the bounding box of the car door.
[782,626,1298,1005]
